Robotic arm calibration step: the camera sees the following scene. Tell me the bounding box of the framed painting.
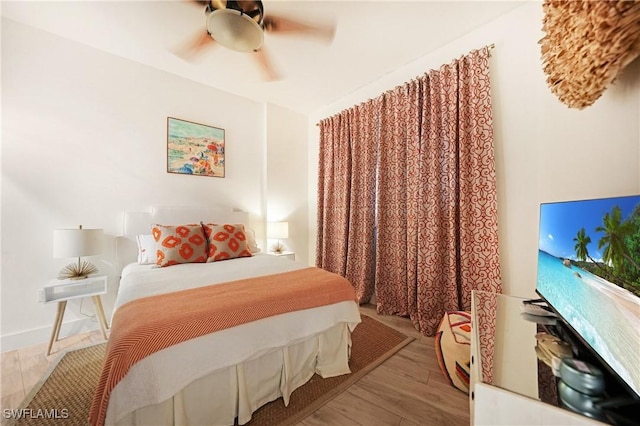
[167,117,225,178]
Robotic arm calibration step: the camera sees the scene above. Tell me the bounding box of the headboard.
[123,206,250,236]
[116,206,251,271]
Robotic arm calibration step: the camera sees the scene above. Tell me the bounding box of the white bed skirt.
[113,322,352,426]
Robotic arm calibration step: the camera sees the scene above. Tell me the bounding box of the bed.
[89,206,361,426]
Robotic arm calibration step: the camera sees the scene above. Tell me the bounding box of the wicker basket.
[539,0,640,109]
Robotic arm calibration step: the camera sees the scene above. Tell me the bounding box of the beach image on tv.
[536,195,640,398]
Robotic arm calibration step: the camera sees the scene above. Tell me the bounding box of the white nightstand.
[39,275,109,355]
[268,251,295,261]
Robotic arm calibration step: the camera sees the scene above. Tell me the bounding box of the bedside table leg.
[92,296,109,340]
[47,301,67,356]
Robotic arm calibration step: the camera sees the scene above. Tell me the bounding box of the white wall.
[307,2,640,298]
[0,19,273,350]
[266,104,309,264]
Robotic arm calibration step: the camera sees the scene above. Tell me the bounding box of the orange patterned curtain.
[317,114,350,275]
[318,47,501,335]
[316,103,378,303]
[375,83,418,319]
[457,50,501,313]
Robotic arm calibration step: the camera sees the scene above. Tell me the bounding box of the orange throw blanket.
[89,267,356,426]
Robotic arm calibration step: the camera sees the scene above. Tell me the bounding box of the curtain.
[317,47,501,335]
[316,103,377,303]
[412,62,465,335]
[456,50,501,312]
[316,114,350,275]
[375,83,418,318]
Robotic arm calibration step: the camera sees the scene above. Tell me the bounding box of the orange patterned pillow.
[202,223,253,262]
[152,224,207,267]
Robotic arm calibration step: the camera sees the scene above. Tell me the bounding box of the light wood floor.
[0,305,469,426]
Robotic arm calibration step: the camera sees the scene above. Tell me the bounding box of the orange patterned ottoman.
[435,311,472,394]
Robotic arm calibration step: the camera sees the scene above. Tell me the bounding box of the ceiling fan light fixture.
[207,9,264,52]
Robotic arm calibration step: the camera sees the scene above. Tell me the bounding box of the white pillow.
[136,234,157,264]
[245,227,261,253]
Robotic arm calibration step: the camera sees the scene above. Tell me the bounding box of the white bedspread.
[106,255,361,424]
[116,254,307,311]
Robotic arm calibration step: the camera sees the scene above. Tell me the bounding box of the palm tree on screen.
[573,227,608,275]
[573,228,591,261]
[596,206,640,273]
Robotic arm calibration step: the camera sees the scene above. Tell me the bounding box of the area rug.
[7,315,413,426]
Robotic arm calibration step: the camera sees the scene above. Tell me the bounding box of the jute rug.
[8,315,413,426]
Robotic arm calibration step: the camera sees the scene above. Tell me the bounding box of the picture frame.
[167,117,225,178]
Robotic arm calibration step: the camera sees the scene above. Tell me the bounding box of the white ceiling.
[2,1,524,113]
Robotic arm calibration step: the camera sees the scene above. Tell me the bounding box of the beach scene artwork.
[167,117,225,177]
[537,195,640,398]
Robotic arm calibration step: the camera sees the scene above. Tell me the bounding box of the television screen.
[536,195,640,399]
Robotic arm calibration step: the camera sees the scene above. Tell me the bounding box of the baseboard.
[0,317,101,352]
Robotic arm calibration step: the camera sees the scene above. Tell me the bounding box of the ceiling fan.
[175,0,335,81]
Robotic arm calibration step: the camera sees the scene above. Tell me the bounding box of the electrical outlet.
[37,288,45,303]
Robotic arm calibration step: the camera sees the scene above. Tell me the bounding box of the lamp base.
[58,261,98,280]
[270,241,285,254]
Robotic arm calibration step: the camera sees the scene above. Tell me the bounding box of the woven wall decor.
[539,0,640,109]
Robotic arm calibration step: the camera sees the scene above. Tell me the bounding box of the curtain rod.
[315,43,495,126]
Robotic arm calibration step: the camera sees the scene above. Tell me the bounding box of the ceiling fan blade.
[172,30,216,61]
[253,48,279,81]
[263,15,335,42]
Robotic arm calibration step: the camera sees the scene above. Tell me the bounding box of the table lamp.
[53,225,103,279]
[267,221,288,254]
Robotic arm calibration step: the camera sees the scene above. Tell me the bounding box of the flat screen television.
[536,195,640,403]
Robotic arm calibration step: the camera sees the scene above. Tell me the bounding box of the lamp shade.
[267,222,289,240]
[53,227,103,258]
[207,9,264,52]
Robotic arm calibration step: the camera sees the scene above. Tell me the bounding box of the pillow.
[201,223,253,262]
[136,234,156,265]
[200,223,260,253]
[152,224,208,267]
[435,311,472,394]
[245,227,261,253]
